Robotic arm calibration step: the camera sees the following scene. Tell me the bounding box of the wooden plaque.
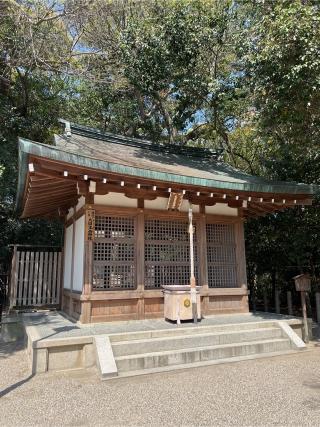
[86,209,95,241]
[293,274,311,292]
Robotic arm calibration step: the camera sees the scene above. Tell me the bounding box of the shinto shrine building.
[16,122,315,323]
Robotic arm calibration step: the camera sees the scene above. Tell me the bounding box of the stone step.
[115,338,292,373]
[115,349,300,379]
[112,327,283,356]
[109,320,278,343]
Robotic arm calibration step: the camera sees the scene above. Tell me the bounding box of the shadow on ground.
[0,373,35,398]
[0,333,32,398]
[0,336,26,359]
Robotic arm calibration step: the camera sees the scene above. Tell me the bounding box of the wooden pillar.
[57,248,63,309]
[235,220,248,287]
[9,245,18,309]
[316,292,320,324]
[81,202,95,323]
[263,289,268,312]
[275,290,280,314]
[136,209,145,319]
[197,213,208,313]
[287,291,293,315]
[234,220,248,312]
[251,288,257,313]
[301,291,309,343]
[69,206,76,316]
[61,223,66,312]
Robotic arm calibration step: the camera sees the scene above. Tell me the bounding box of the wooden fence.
[0,266,9,322]
[10,246,62,308]
[250,287,320,323]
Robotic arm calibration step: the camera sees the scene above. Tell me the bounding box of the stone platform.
[20,311,312,379]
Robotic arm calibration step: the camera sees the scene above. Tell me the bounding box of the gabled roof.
[16,122,316,218]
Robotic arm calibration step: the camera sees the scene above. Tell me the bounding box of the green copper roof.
[16,123,316,214]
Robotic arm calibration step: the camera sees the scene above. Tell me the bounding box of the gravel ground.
[1,339,320,427]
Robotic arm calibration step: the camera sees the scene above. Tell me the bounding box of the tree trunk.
[153,92,177,144]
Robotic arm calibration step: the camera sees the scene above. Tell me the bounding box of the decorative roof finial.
[58,118,72,137]
[65,121,71,137]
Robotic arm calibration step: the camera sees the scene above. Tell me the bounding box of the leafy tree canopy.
[0,0,319,294]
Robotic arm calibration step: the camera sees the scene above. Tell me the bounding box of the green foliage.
[0,0,319,294]
[0,72,68,259]
[242,0,320,181]
[77,0,243,149]
[241,0,320,291]
[0,0,77,259]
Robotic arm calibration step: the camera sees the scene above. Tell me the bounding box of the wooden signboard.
[293,274,311,292]
[85,209,95,241]
[167,192,183,211]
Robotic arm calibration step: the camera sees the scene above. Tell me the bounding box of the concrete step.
[115,338,291,373]
[109,320,278,343]
[112,327,283,357]
[115,349,300,379]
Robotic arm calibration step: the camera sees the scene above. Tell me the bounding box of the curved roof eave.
[16,137,317,215]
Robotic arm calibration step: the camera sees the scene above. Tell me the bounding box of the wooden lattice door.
[144,218,198,289]
[206,223,237,288]
[93,216,136,290]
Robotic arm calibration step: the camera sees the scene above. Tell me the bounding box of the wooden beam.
[26,190,76,202]
[235,221,248,288]
[136,211,145,319]
[27,187,72,197]
[69,205,76,314]
[23,156,313,222]
[25,196,79,207]
[137,198,144,209]
[30,155,312,203]
[81,201,94,323]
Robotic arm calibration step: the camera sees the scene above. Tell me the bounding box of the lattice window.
[145,220,189,242]
[94,243,134,262]
[93,216,136,290]
[144,219,198,289]
[206,224,235,245]
[206,223,238,288]
[95,216,134,239]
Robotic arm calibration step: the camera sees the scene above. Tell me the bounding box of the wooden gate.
[9,245,62,308]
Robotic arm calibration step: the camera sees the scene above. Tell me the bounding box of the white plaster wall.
[73,215,85,292]
[205,203,238,216]
[180,200,200,213]
[63,224,73,289]
[66,208,74,220]
[145,197,168,210]
[93,192,235,216]
[76,196,85,212]
[94,193,137,208]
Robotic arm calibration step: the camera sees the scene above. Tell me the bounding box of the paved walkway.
[0,335,320,426]
[22,310,307,341]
